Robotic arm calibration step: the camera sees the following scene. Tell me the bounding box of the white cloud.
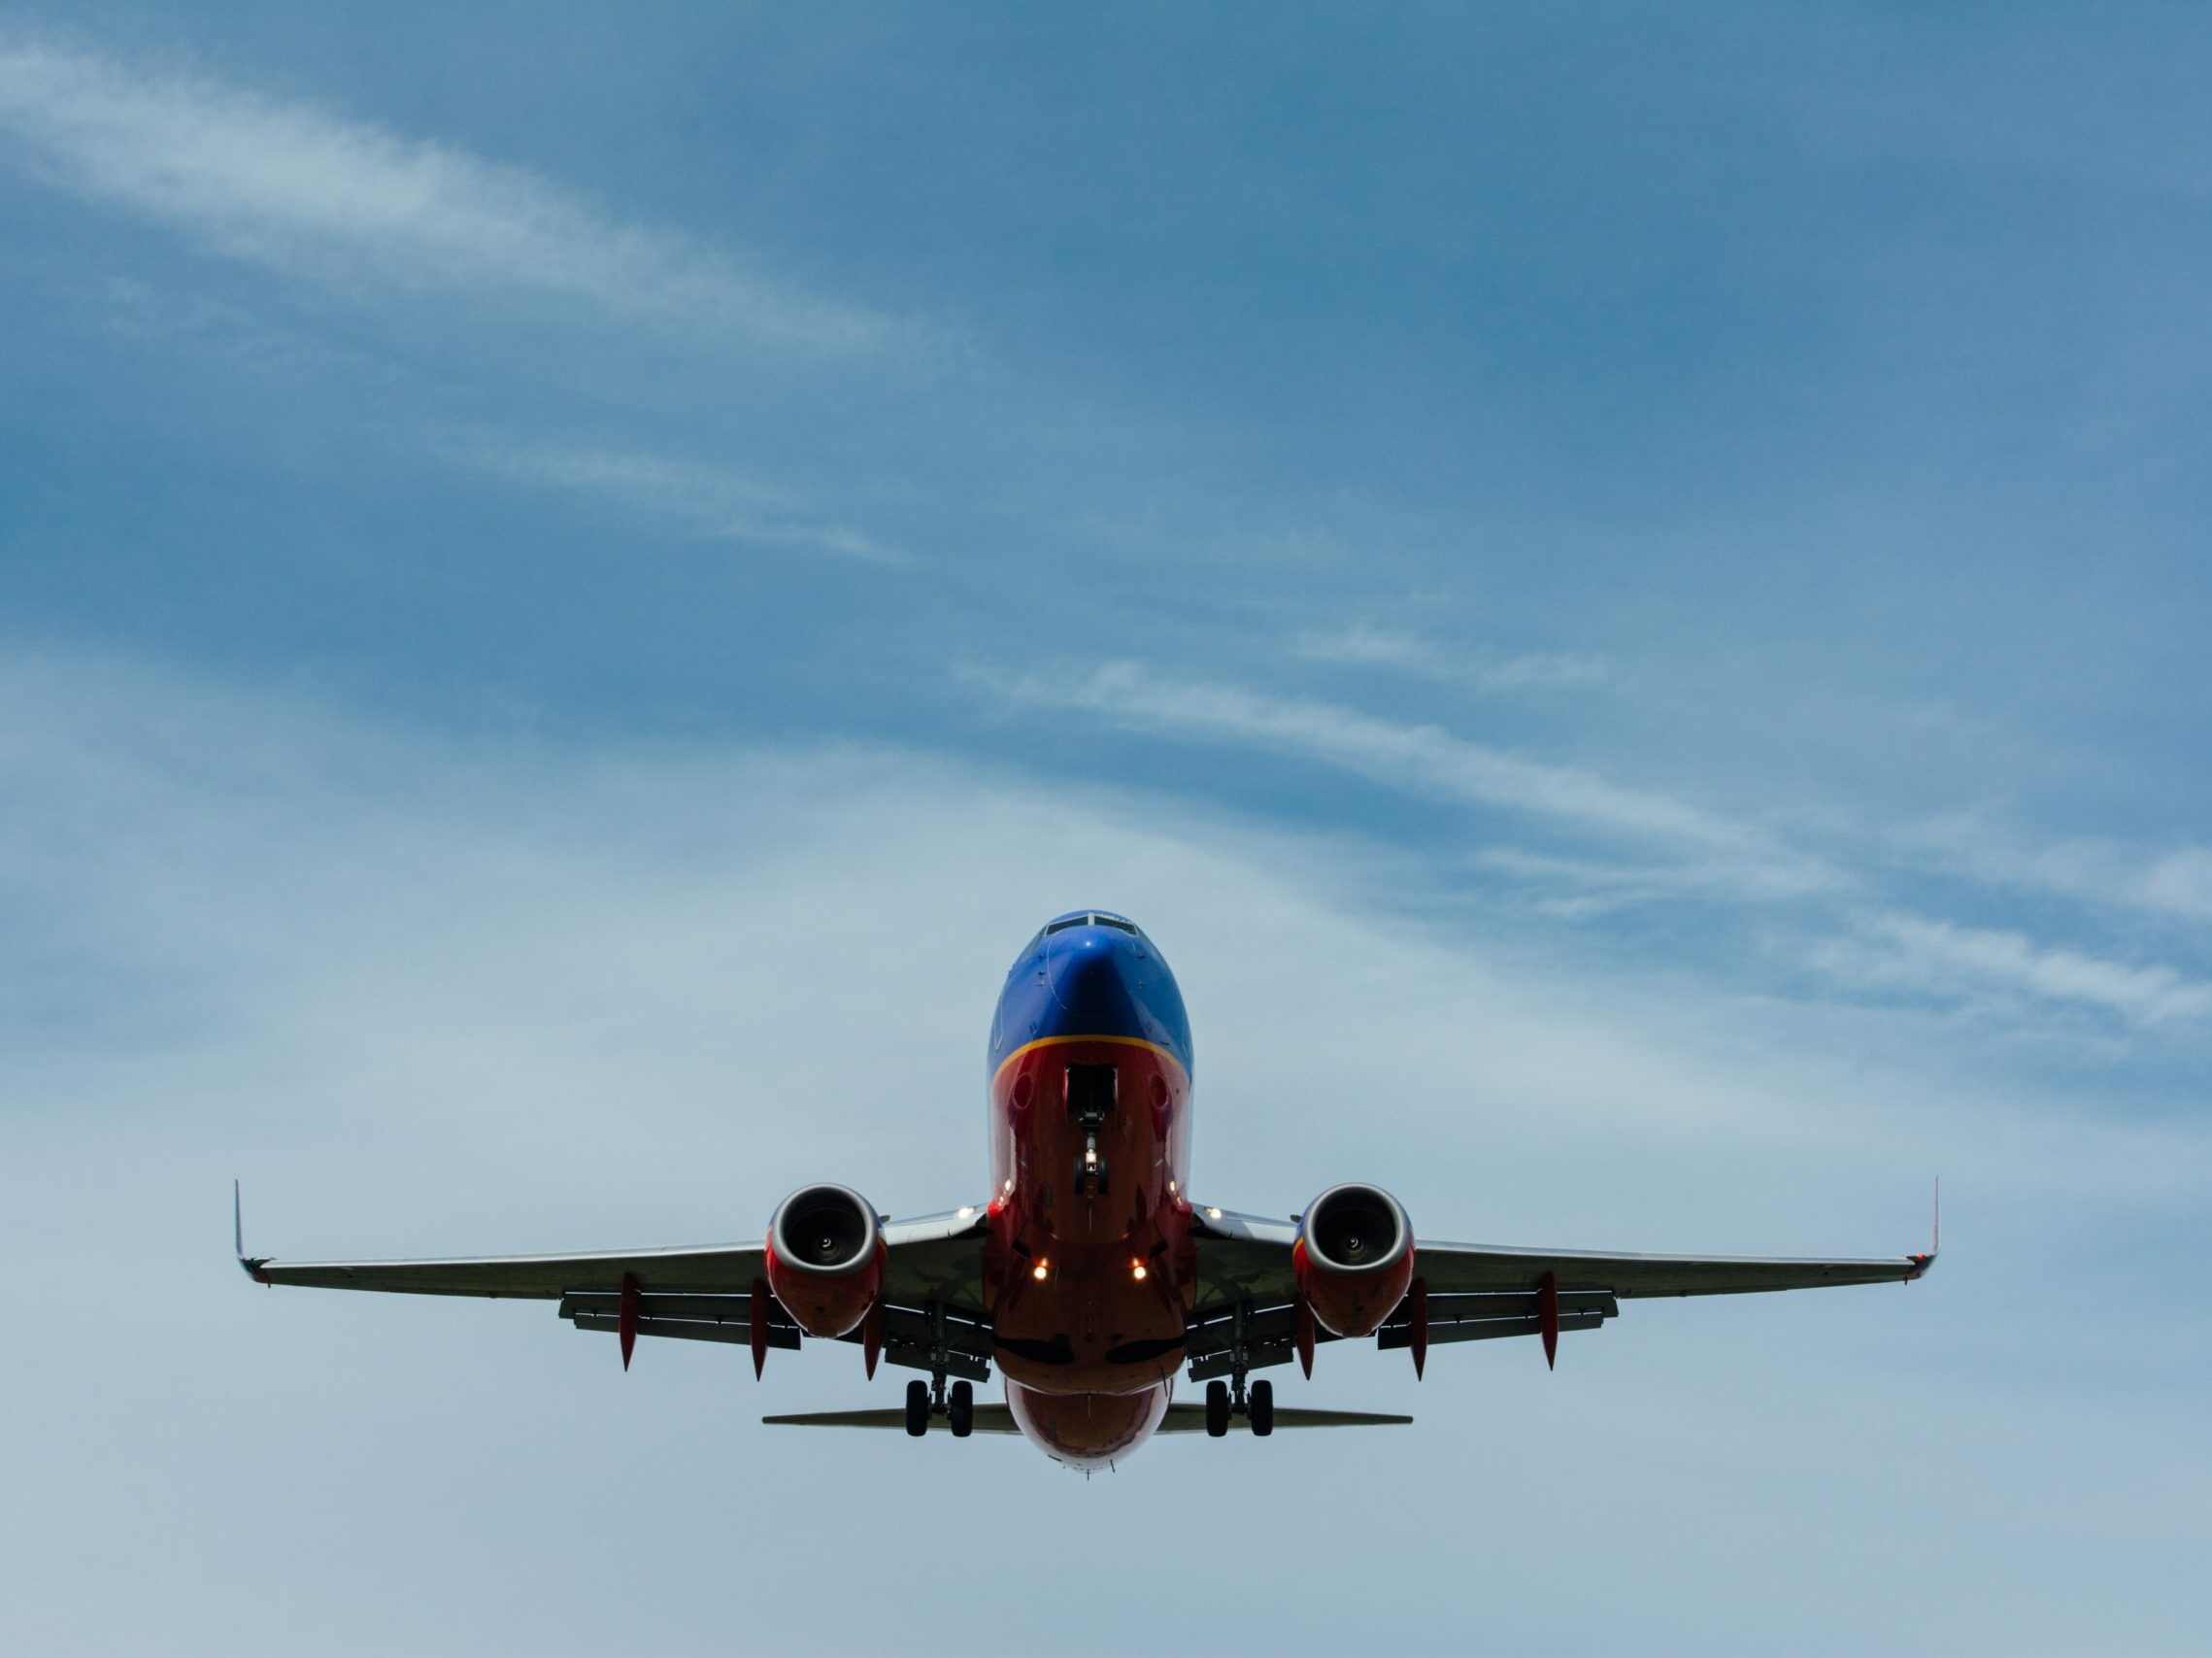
[460,445,914,565]
[0,39,897,353]
[1471,845,1797,914]
[2139,847,2212,921]
[1896,815,2212,930]
[966,659,1832,894]
[965,662,2212,1034]
[1291,622,1612,692]
[1823,910,2212,1028]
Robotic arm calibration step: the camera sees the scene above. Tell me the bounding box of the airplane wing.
[1188,1204,1934,1375]
[237,1188,993,1378]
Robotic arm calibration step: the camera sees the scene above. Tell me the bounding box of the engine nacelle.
[765,1183,885,1339]
[1294,1182,1415,1338]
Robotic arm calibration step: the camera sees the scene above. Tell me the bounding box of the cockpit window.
[1045,913,1141,936]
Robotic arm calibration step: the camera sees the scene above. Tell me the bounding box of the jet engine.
[1294,1182,1415,1338]
[765,1183,885,1339]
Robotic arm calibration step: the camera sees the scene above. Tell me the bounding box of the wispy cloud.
[1819,911,2212,1028]
[1898,815,2212,929]
[966,660,2212,1033]
[2140,848,2212,921]
[0,40,897,353]
[461,445,914,565]
[965,659,1830,893]
[1291,622,1612,693]
[1470,846,1797,915]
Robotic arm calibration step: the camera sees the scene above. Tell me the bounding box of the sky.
[1,6,2207,1654]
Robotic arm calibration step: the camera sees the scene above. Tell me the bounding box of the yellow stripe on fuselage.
[991,1032,1189,1088]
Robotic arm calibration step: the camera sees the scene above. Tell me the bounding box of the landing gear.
[906,1303,974,1440]
[1204,1301,1277,1439]
[1249,1377,1274,1438]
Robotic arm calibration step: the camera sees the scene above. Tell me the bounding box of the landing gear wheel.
[1205,1378,1230,1438]
[949,1379,974,1438]
[904,1378,930,1438]
[1249,1377,1274,1438]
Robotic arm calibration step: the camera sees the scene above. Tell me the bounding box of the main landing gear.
[1203,1376,1274,1437]
[903,1314,975,1441]
[1204,1301,1274,1438]
[905,1377,975,1437]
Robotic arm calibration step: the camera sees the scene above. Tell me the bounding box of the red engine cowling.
[1293,1183,1415,1338]
[765,1183,885,1339]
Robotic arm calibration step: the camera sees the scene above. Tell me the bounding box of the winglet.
[234,1180,271,1284]
[1905,1177,1939,1281]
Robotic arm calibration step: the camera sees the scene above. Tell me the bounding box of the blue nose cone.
[1046,926,1144,1025]
[989,912,1194,1079]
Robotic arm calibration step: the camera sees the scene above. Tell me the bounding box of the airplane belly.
[1005,1377,1171,1469]
[992,1261,1187,1392]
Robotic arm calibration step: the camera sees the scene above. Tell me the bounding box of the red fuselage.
[983,915,1195,1466]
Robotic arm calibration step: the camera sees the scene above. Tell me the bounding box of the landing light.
[1032,1261,1050,1281]
[1206,1206,1223,1220]
[1131,1261,1148,1282]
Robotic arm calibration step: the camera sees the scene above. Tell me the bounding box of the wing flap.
[1376,1310,1606,1350]
[569,1309,803,1351]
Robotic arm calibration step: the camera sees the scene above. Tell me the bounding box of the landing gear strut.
[907,1303,975,1438]
[1203,1302,1274,1438]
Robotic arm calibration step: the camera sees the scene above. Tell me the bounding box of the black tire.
[1249,1377,1274,1438]
[1205,1379,1230,1438]
[905,1378,930,1438]
[949,1379,974,1438]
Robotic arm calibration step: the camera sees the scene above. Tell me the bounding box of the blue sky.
[2,8,2208,1654]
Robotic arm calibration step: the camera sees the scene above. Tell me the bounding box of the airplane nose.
[1046,931,1136,1021]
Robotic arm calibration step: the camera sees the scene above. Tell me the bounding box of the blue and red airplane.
[239,910,1935,1469]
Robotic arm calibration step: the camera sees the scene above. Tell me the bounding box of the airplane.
[238,909,1936,1469]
